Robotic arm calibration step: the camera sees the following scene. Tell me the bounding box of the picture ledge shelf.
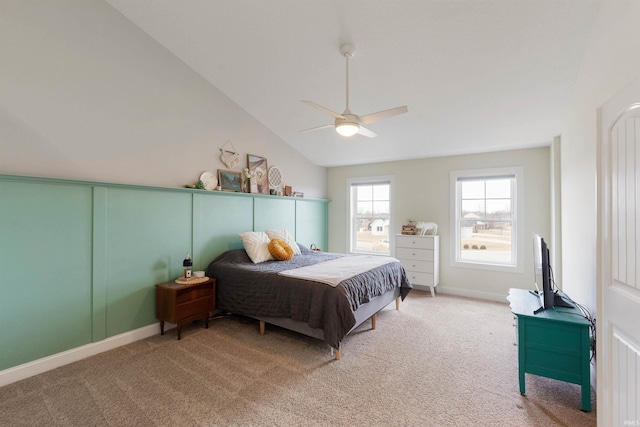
[0,174,328,202]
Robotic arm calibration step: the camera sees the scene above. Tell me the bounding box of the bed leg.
[334,348,341,360]
[371,313,376,330]
[259,320,265,335]
[395,296,400,310]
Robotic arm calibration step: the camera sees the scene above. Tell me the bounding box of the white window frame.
[450,167,524,272]
[346,175,394,255]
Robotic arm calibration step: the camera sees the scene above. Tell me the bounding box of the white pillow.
[239,231,274,263]
[265,229,301,255]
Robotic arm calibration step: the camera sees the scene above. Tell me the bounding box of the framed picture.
[217,169,242,192]
[247,154,269,194]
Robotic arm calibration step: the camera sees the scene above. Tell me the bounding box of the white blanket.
[278,255,398,287]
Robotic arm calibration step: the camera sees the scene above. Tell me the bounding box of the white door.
[598,76,640,425]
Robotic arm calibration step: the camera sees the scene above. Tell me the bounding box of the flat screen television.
[532,233,573,313]
[532,233,554,312]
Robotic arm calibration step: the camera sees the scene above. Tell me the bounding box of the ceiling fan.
[300,44,408,138]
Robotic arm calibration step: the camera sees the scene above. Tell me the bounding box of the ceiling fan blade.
[359,105,408,125]
[302,100,345,120]
[299,123,334,134]
[357,126,378,138]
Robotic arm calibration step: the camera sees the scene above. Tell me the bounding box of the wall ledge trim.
[0,173,329,202]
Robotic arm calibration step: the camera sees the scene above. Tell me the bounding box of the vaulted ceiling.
[106,0,599,167]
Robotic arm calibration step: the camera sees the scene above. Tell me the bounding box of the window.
[450,167,522,270]
[347,176,393,255]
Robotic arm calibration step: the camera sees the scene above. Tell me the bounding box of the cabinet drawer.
[404,271,435,286]
[396,236,434,250]
[399,259,434,273]
[396,247,433,261]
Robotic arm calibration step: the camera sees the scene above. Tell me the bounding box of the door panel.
[598,77,640,425]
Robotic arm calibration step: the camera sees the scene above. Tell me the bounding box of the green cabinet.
[507,288,592,412]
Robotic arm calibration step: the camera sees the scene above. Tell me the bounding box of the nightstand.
[155,278,215,340]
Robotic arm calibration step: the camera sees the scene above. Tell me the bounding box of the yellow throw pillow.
[268,238,295,261]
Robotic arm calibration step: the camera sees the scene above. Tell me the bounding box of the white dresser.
[395,234,440,297]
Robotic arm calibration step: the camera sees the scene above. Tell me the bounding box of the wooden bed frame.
[251,287,402,360]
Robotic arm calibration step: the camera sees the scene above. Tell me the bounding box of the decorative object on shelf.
[217,169,242,192]
[268,166,283,192]
[247,154,269,194]
[401,220,417,235]
[416,221,438,236]
[284,185,292,196]
[219,140,239,169]
[293,192,304,198]
[242,168,254,193]
[199,171,217,190]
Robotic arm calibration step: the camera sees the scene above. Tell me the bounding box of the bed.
[205,243,412,359]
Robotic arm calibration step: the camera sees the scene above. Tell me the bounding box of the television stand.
[507,288,592,411]
[554,292,574,308]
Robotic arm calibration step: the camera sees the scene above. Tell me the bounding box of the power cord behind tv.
[549,265,597,362]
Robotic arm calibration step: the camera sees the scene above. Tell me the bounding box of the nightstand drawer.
[176,286,213,304]
[396,247,433,260]
[175,297,214,320]
[396,235,434,249]
[399,259,434,273]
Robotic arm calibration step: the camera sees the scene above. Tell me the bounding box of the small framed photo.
[217,169,242,192]
[247,154,269,194]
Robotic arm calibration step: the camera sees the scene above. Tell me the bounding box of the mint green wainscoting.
[0,180,93,370]
[102,188,193,337]
[0,175,328,372]
[192,192,254,271]
[254,197,296,231]
[295,199,328,251]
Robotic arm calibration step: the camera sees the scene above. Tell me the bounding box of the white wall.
[327,147,551,301]
[0,1,326,199]
[561,0,640,312]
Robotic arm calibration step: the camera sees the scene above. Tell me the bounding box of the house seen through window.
[451,167,521,269]
[348,177,392,255]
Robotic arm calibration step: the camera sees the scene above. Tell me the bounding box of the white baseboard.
[412,284,507,303]
[0,322,171,388]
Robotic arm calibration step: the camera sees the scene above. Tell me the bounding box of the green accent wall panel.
[295,199,329,251]
[253,197,296,231]
[0,181,93,370]
[104,188,192,337]
[0,174,328,373]
[192,192,254,271]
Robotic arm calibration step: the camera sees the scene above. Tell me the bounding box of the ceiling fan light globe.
[336,122,359,137]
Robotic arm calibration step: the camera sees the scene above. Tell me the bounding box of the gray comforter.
[205,245,412,348]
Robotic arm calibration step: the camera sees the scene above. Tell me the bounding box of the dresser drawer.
[396,247,433,261]
[396,235,434,250]
[404,271,435,286]
[399,259,434,273]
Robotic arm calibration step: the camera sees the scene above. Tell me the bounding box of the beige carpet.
[0,290,596,426]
